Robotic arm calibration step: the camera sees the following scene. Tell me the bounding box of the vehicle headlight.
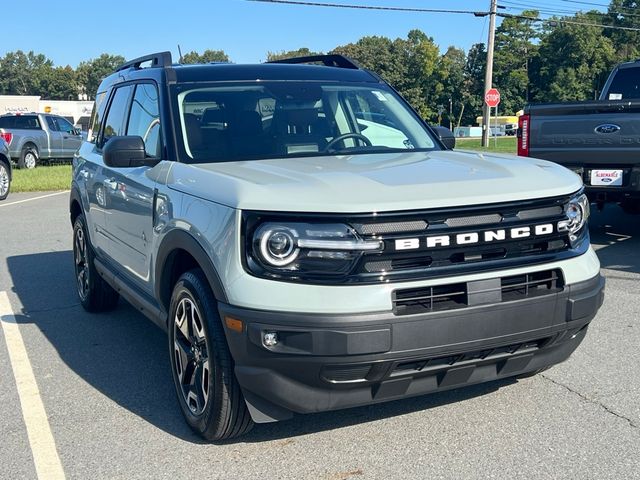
[249,221,383,279]
[558,193,590,241]
[258,226,300,267]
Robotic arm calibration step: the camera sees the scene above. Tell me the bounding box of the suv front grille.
[348,194,579,284]
[392,269,564,316]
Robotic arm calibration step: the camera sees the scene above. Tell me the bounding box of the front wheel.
[168,269,253,441]
[0,162,10,201]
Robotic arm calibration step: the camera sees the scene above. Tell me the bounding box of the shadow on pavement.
[588,204,640,276]
[5,250,529,444]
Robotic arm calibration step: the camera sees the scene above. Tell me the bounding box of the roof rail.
[267,54,360,70]
[116,51,173,72]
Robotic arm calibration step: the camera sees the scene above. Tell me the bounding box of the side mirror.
[432,126,456,150]
[73,126,82,135]
[103,136,148,168]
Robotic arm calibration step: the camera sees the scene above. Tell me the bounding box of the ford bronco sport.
[70,52,604,441]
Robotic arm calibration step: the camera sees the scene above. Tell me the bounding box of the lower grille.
[320,337,551,384]
[393,269,564,316]
[390,337,549,377]
[321,364,372,383]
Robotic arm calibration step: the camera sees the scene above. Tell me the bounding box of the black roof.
[98,52,381,92]
[171,62,379,83]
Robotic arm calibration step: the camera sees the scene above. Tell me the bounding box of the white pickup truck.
[0,113,83,168]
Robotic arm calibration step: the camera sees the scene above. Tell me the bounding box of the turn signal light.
[224,316,244,333]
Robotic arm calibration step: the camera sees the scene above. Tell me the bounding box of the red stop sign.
[485,88,501,108]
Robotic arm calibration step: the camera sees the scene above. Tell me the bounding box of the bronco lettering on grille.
[394,223,555,251]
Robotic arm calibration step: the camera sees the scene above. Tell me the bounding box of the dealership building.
[0,95,94,130]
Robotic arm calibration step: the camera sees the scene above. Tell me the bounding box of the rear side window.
[0,115,41,129]
[88,92,108,143]
[100,85,134,147]
[127,83,161,157]
[607,68,640,100]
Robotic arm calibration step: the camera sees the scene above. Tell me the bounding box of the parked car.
[0,113,83,169]
[70,52,604,441]
[504,123,518,136]
[0,137,11,200]
[518,59,640,213]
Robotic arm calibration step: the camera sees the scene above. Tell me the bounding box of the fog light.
[263,332,279,347]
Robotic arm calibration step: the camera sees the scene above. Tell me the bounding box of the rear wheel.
[168,269,253,441]
[18,145,38,169]
[73,214,119,312]
[0,161,9,201]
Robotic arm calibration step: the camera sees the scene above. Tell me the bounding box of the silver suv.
[70,52,604,441]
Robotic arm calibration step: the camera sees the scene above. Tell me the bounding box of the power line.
[499,12,640,31]
[503,0,640,19]
[246,0,488,16]
[561,0,640,15]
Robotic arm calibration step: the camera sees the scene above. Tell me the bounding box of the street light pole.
[482,0,498,147]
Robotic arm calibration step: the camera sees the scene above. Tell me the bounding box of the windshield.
[175,82,438,163]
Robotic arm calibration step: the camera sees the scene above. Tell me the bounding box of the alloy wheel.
[0,164,8,198]
[74,225,89,301]
[24,152,36,169]
[173,297,211,415]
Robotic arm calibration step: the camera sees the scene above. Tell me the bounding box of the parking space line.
[0,292,66,480]
[0,191,69,208]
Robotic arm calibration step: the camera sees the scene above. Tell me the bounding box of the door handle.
[103,178,117,189]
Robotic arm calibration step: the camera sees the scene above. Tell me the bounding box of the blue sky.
[2,0,502,67]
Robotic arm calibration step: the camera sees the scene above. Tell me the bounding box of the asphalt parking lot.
[1,191,639,480]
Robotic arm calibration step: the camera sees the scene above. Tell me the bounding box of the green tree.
[459,43,486,126]
[332,30,440,119]
[181,49,229,64]
[41,66,79,100]
[0,50,53,96]
[605,0,640,61]
[432,46,466,128]
[493,10,539,115]
[266,48,322,61]
[76,54,125,99]
[530,12,617,102]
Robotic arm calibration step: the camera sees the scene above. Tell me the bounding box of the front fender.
[155,228,229,310]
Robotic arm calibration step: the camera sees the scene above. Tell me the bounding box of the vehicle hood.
[165,150,583,213]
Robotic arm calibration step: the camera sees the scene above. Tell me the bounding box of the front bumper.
[219,273,605,423]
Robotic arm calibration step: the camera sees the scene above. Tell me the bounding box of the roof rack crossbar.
[267,54,360,70]
[116,51,173,72]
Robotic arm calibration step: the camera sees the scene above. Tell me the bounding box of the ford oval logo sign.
[595,124,621,134]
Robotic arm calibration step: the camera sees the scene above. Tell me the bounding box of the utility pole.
[481,0,498,147]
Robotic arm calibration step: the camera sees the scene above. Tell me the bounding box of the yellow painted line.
[0,291,66,480]
[0,191,69,208]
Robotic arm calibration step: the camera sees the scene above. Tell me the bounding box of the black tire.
[620,200,640,215]
[0,161,9,201]
[168,269,253,441]
[18,144,38,169]
[72,214,119,312]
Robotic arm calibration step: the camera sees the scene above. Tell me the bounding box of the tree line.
[0,0,637,127]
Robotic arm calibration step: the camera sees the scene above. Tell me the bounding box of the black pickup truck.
[518,60,640,213]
